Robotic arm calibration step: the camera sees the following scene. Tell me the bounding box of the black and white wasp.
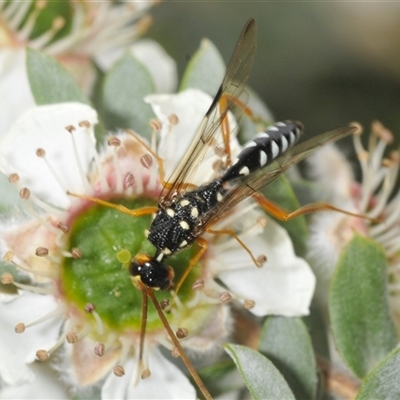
[70,18,361,399]
[127,18,359,294]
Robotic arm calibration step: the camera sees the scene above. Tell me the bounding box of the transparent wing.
[160,18,257,205]
[197,124,359,231]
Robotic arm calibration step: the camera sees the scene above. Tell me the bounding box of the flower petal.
[146,89,239,181]
[0,292,63,385]
[0,361,69,399]
[217,218,316,317]
[0,49,35,137]
[102,347,196,399]
[0,103,98,209]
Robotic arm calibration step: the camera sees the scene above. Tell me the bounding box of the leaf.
[329,233,397,378]
[26,48,90,105]
[224,344,295,400]
[262,176,308,257]
[356,347,400,400]
[102,52,155,139]
[197,361,240,398]
[180,38,225,96]
[259,316,317,400]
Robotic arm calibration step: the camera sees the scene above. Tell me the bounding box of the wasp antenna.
[146,288,212,400]
[138,285,149,376]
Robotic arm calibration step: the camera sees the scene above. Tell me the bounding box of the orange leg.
[67,191,158,217]
[218,93,262,169]
[171,237,208,306]
[253,193,377,222]
[207,227,262,267]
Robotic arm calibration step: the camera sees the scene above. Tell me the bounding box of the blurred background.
[146,1,400,144]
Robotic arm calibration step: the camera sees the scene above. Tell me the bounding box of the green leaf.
[329,233,397,378]
[259,316,317,400]
[26,48,90,105]
[356,347,400,400]
[224,344,295,400]
[262,176,308,257]
[102,52,155,139]
[197,361,240,397]
[180,38,225,96]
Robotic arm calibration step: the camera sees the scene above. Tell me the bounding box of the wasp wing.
[198,124,359,230]
[160,18,257,205]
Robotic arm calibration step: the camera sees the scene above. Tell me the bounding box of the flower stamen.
[66,125,92,194]
[108,136,124,193]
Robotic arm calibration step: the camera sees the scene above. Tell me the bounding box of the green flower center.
[61,197,202,333]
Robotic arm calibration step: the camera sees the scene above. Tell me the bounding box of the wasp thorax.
[129,256,174,291]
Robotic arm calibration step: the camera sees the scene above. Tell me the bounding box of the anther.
[149,119,162,131]
[36,349,49,361]
[382,158,392,168]
[113,365,125,377]
[244,299,255,309]
[350,121,363,135]
[19,188,31,200]
[219,291,233,303]
[66,331,79,344]
[57,221,69,233]
[214,146,226,158]
[1,273,14,284]
[35,247,49,257]
[78,120,91,128]
[160,299,170,310]
[8,173,20,183]
[257,217,268,228]
[108,136,121,147]
[52,16,65,30]
[71,248,82,259]
[36,148,46,157]
[140,154,153,169]
[15,323,26,333]
[124,172,135,189]
[372,120,394,144]
[256,255,267,267]
[84,303,95,313]
[94,343,105,357]
[212,159,223,172]
[192,278,205,291]
[65,125,76,133]
[3,251,14,263]
[141,369,151,379]
[176,327,189,339]
[171,347,180,358]
[168,114,179,125]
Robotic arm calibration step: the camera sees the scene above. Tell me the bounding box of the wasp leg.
[146,287,212,400]
[253,193,376,222]
[219,94,254,168]
[207,227,263,267]
[171,237,208,306]
[67,191,158,217]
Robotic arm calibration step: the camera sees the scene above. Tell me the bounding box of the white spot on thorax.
[166,208,175,217]
[191,207,199,218]
[179,220,190,230]
[259,150,267,167]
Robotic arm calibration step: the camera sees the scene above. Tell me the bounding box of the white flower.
[0,0,163,136]
[0,93,315,398]
[307,122,400,323]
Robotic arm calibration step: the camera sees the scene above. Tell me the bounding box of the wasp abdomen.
[221,120,303,183]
